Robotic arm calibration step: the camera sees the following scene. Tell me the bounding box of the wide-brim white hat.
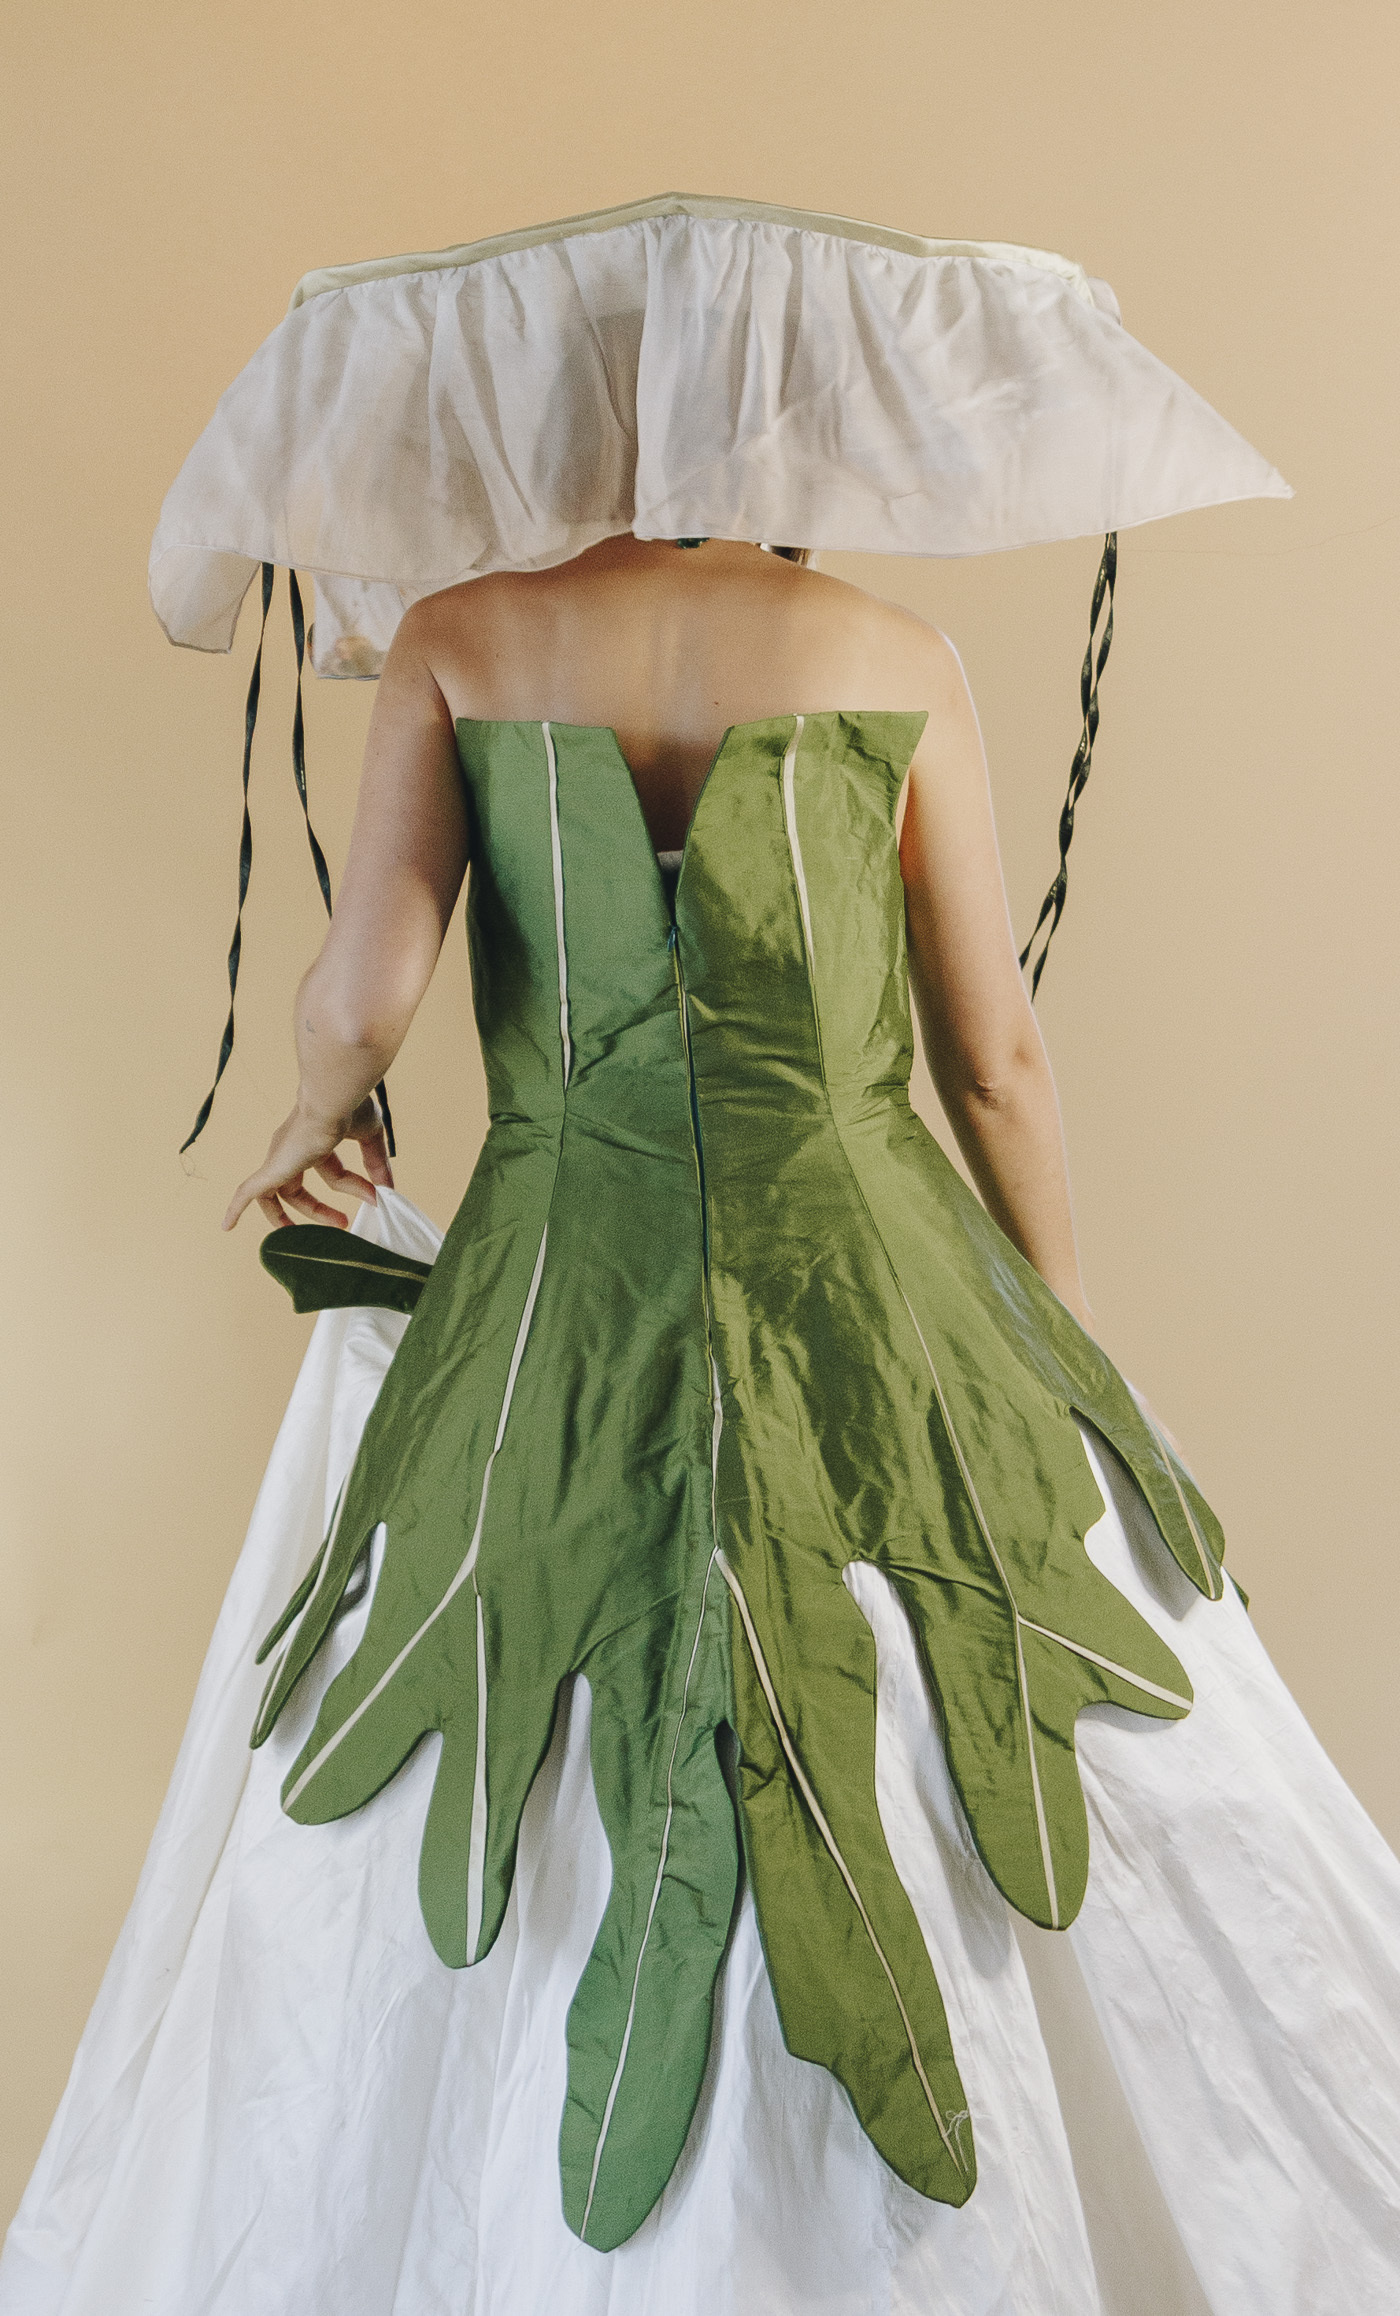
[150,191,1290,679]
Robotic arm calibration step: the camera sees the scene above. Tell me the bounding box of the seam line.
[780,716,813,965]
[1135,1404,1221,1596]
[544,721,572,1088]
[580,1542,723,2240]
[254,1476,349,1733]
[466,1587,490,1957]
[1017,1617,1191,1707]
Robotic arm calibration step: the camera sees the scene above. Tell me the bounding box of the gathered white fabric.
[4,1189,1398,2316]
[147,193,1292,678]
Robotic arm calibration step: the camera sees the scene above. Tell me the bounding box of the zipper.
[670,923,710,1282]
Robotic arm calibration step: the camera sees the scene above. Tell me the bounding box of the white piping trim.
[1017,1618,1192,1709]
[263,1250,431,1287]
[284,1225,550,1811]
[256,1641,292,1731]
[899,1292,1061,1926]
[581,1546,723,2239]
[579,1353,727,2237]
[716,1546,966,2174]
[339,1522,387,1622]
[543,722,572,1088]
[1137,1405,1220,1596]
[256,1476,350,1727]
[780,715,813,966]
[709,1351,724,1499]
[466,1586,490,1957]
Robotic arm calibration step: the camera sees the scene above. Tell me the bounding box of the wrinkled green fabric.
[252,712,1226,2251]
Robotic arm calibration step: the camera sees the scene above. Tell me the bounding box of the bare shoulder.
[392,575,515,671]
[796,566,971,714]
[385,574,558,724]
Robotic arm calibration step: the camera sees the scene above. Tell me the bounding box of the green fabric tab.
[259,1224,433,1315]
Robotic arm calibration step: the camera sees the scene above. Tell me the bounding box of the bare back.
[408,537,948,848]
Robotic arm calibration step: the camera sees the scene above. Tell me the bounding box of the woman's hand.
[223,1096,394,1233]
[218,605,465,1242]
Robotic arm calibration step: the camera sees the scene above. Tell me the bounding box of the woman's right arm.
[897,628,1096,1335]
[224,605,470,1231]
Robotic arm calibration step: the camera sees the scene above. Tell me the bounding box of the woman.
[5,535,1398,2316]
[229,537,1082,1313]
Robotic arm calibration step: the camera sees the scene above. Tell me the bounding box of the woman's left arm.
[223,606,469,1231]
[896,626,1096,1335]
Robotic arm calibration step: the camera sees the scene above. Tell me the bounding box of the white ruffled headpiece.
[149,191,1290,679]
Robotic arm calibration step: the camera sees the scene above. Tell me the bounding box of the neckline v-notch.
[452,710,923,919]
[454,712,811,899]
[590,714,768,906]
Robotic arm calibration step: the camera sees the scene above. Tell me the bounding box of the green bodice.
[253,712,1225,2250]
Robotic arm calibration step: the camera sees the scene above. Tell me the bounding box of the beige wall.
[3,0,1396,2221]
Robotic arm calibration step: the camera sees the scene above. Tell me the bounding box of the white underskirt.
[3,1190,1398,2316]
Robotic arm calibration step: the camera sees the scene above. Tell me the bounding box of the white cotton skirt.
[3,1190,1398,2316]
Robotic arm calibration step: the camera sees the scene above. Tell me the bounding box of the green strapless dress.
[251,710,1226,2252]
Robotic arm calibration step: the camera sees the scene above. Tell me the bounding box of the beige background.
[2,0,1395,2225]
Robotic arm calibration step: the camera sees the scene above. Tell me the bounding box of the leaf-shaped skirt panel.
[871,1099,1227,1601]
[875,1286,1194,1930]
[719,1539,976,2205]
[558,1559,739,2251]
[252,1106,729,2238]
[251,1129,563,1745]
[699,1099,1196,1947]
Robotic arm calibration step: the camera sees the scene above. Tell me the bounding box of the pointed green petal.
[260,1224,433,1315]
[559,1576,739,2250]
[721,1551,975,2206]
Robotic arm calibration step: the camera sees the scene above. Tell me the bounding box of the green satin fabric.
[253,711,1226,2250]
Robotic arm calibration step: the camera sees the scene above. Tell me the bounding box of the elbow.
[312,1002,402,1059]
[298,970,402,1062]
[946,1032,1048,1118]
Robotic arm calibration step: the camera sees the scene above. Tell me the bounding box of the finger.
[314,1153,378,1206]
[280,1181,349,1229]
[257,1190,295,1231]
[229,1161,305,1232]
[225,1175,270,1231]
[359,1129,395,1190]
